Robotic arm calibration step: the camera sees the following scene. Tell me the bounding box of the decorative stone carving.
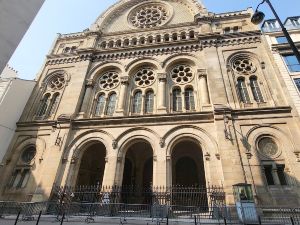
[159,138,165,148]
[129,3,169,29]
[157,73,167,82]
[204,152,211,161]
[86,79,95,87]
[71,157,78,164]
[232,58,257,75]
[170,65,194,84]
[99,71,120,90]
[120,76,129,84]
[112,140,118,149]
[257,137,279,158]
[134,68,156,87]
[48,75,66,90]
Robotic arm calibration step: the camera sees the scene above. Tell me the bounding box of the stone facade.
[0,0,300,207]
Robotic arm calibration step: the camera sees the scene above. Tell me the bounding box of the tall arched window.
[132,91,142,114]
[173,88,182,112]
[237,78,250,103]
[250,76,264,103]
[105,93,116,116]
[185,88,195,111]
[48,93,60,116]
[145,90,154,114]
[95,94,105,116]
[36,94,50,117]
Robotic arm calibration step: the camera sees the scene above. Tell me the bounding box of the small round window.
[257,137,278,157]
[21,146,36,163]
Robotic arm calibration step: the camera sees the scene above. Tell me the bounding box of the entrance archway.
[121,140,153,204]
[76,142,106,186]
[171,140,207,207]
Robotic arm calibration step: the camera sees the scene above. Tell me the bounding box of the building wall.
[0,0,300,207]
[0,0,45,73]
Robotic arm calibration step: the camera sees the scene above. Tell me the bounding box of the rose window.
[129,4,169,28]
[134,68,156,87]
[170,65,194,84]
[22,146,36,163]
[49,75,66,90]
[258,137,279,157]
[99,71,120,90]
[233,59,256,74]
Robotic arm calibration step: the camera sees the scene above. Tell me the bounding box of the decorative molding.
[159,138,165,148]
[112,140,118,149]
[120,76,129,85]
[197,68,207,77]
[86,79,95,87]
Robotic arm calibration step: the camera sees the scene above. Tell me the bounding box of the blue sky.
[9,0,300,80]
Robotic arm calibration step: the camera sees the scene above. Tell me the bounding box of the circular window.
[232,59,256,74]
[258,137,279,157]
[99,71,120,90]
[21,146,36,163]
[170,65,194,84]
[129,4,169,29]
[49,75,66,90]
[134,68,156,87]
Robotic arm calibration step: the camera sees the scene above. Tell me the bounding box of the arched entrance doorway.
[121,140,153,204]
[76,142,106,186]
[171,140,207,207]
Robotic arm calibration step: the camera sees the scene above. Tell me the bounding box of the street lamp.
[251,0,300,64]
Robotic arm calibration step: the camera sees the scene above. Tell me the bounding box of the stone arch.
[88,61,125,80]
[227,51,261,67]
[116,127,160,157]
[65,129,115,161]
[162,53,201,70]
[163,125,219,157]
[42,70,70,85]
[126,58,163,74]
[246,124,297,159]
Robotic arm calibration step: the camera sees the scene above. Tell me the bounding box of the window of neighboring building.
[283,55,300,72]
[145,90,154,114]
[184,88,195,111]
[95,94,105,116]
[267,21,277,28]
[172,88,182,112]
[237,77,251,103]
[250,76,264,103]
[132,91,142,114]
[276,36,288,44]
[290,18,300,26]
[105,93,116,116]
[294,78,300,92]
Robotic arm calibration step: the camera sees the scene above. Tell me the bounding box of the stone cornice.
[57,31,102,41]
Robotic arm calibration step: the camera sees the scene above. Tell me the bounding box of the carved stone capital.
[157,73,167,81]
[153,156,157,162]
[166,156,171,161]
[86,79,95,87]
[197,69,207,78]
[120,76,129,85]
[71,157,78,164]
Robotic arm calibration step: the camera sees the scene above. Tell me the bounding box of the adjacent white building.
[0,0,45,73]
[262,17,300,116]
[0,65,36,162]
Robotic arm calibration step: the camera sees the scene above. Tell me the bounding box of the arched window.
[189,30,195,39]
[173,88,182,112]
[164,34,170,42]
[250,76,264,103]
[181,32,187,40]
[48,93,60,116]
[132,91,142,114]
[95,94,105,116]
[105,93,116,116]
[237,77,250,103]
[145,90,154,114]
[36,94,50,117]
[185,88,195,111]
[172,33,178,41]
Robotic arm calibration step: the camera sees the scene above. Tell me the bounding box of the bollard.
[60,213,65,225]
[291,216,295,225]
[36,210,42,225]
[14,211,21,225]
[166,216,168,225]
[224,218,227,225]
[194,215,197,225]
[258,215,262,225]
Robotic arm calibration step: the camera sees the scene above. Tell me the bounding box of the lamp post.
[251,0,300,64]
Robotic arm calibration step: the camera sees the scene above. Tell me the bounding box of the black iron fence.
[51,185,225,208]
[1,201,300,225]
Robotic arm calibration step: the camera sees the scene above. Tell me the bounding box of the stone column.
[157,73,167,113]
[198,69,211,108]
[79,79,95,117]
[115,76,129,116]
